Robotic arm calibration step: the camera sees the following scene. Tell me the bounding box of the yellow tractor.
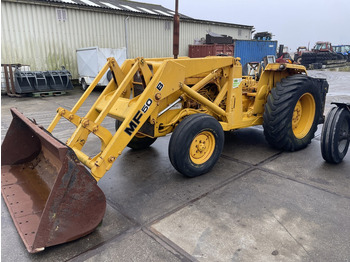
[1,56,328,252]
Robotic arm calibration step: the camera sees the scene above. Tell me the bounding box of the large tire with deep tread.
[316,53,328,64]
[168,114,224,177]
[263,74,322,151]
[336,54,345,60]
[301,53,316,66]
[321,106,350,163]
[115,120,157,150]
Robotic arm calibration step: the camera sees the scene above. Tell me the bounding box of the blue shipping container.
[234,40,278,67]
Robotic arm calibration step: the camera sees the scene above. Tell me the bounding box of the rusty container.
[1,108,106,253]
[188,44,234,58]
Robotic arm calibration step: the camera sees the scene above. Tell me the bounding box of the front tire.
[168,114,224,177]
[115,120,157,150]
[263,75,322,151]
[321,106,350,163]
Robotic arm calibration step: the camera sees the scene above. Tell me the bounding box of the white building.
[1,0,253,78]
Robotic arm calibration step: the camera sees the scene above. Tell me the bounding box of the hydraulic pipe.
[181,84,226,116]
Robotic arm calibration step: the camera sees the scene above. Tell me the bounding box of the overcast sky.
[140,0,350,52]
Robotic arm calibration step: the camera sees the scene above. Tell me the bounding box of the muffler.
[1,108,106,253]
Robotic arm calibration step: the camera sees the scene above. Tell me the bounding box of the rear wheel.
[115,120,157,150]
[296,57,302,64]
[321,106,350,163]
[168,114,224,177]
[263,75,322,151]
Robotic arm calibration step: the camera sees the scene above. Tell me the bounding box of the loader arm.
[47,56,242,181]
[48,58,186,181]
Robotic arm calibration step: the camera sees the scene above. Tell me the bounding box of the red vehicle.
[312,41,334,52]
[276,52,293,63]
[294,46,308,64]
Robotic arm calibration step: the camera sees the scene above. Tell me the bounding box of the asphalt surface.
[1,69,350,261]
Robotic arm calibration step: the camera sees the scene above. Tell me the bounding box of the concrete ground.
[1,69,350,261]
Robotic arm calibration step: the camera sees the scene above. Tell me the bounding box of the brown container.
[189,44,234,58]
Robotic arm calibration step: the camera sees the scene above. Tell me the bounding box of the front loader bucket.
[1,108,106,253]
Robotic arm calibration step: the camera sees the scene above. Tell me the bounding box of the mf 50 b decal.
[156,82,164,91]
[125,99,153,136]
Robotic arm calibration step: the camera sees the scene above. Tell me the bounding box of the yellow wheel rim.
[292,93,316,139]
[190,131,216,164]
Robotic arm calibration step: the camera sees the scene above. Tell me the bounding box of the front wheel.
[263,75,322,151]
[115,120,157,150]
[168,114,224,177]
[321,106,350,163]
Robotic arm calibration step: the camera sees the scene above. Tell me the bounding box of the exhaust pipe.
[173,0,179,59]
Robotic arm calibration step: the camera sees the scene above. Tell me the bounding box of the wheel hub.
[338,121,350,152]
[190,132,215,164]
[292,93,316,139]
[196,141,206,152]
[293,101,302,127]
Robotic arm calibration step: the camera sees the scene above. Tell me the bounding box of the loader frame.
[47,57,307,181]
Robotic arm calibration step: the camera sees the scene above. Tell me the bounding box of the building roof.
[26,0,191,18]
[6,0,253,29]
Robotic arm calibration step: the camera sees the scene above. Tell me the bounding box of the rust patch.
[1,108,106,253]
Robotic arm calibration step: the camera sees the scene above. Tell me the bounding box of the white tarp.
[76,46,127,86]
